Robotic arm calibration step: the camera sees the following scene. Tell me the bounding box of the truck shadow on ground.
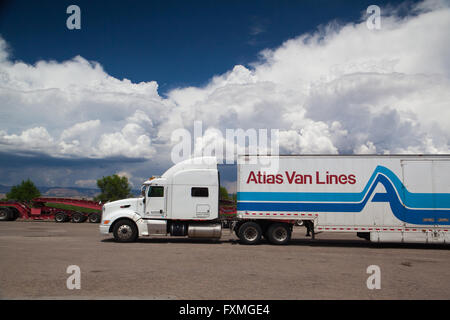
[288,238,450,250]
[101,238,223,245]
[101,237,449,249]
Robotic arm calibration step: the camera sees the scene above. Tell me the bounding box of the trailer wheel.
[8,208,19,221]
[0,208,10,221]
[238,222,262,245]
[266,223,291,245]
[71,212,83,223]
[55,212,67,223]
[88,213,100,223]
[113,219,138,242]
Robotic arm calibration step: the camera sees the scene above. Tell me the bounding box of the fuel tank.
[188,223,222,239]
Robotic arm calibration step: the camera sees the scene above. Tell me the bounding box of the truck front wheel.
[113,219,138,242]
[238,222,262,245]
[266,223,291,245]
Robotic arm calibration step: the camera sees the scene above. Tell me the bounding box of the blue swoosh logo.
[237,166,450,225]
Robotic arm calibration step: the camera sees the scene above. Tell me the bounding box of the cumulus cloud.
[0,52,161,159]
[0,0,449,186]
[0,127,55,153]
[278,123,338,154]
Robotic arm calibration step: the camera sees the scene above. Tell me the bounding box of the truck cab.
[100,157,222,242]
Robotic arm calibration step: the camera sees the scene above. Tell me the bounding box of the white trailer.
[237,154,450,244]
[100,155,450,245]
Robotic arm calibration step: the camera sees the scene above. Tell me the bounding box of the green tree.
[220,186,229,200]
[6,179,41,202]
[95,174,133,202]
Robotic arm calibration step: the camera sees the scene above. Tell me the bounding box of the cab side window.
[148,186,164,197]
[191,187,209,197]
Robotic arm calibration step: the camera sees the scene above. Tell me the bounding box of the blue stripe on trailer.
[237,174,450,226]
[238,166,450,209]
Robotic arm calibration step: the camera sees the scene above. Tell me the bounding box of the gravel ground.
[0,221,449,299]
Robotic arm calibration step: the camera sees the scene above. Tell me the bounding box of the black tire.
[266,223,291,245]
[113,219,138,242]
[88,213,100,223]
[234,223,241,238]
[238,222,262,245]
[71,212,83,223]
[8,208,19,221]
[0,208,10,221]
[55,212,67,223]
[6,208,14,221]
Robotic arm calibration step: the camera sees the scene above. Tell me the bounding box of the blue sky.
[0,0,405,93]
[0,0,448,192]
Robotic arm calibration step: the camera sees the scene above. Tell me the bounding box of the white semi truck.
[100,155,450,244]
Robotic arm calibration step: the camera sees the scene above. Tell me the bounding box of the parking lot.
[0,221,449,299]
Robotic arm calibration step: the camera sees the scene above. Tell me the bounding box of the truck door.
[146,186,166,218]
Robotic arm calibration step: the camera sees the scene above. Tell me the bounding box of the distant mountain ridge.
[0,184,139,199]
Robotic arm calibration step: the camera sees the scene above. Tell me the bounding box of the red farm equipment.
[219,199,237,228]
[0,197,102,223]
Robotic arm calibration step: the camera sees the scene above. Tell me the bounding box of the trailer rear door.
[401,159,450,226]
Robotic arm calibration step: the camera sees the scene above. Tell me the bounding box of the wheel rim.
[243,226,258,242]
[0,210,6,219]
[56,214,64,222]
[73,215,81,222]
[273,227,288,242]
[90,215,99,222]
[117,224,133,240]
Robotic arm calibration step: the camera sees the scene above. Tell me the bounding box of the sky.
[0,0,449,192]
[0,0,406,92]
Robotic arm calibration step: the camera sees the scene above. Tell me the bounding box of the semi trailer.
[100,155,450,244]
[0,197,102,223]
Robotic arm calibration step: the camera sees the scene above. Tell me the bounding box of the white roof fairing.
[142,157,217,186]
[162,157,217,180]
